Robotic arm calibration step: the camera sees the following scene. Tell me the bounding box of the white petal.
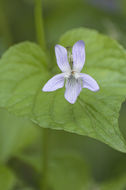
[72,40,85,72]
[55,45,71,72]
[42,73,64,92]
[64,77,82,104]
[80,73,100,92]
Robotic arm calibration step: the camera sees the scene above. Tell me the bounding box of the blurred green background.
[0,0,126,189]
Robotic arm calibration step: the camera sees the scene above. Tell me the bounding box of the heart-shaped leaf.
[0,28,126,152]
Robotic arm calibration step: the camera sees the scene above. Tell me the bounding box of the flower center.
[71,70,80,80]
[71,70,75,75]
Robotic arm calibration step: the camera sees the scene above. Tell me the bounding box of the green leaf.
[35,28,126,152]
[0,109,39,163]
[0,165,16,190]
[0,30,126,152]
[0,42,48,115]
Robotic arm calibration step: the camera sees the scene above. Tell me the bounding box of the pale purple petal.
[80,73,100,92]
[55,45,71,72]
[64,77,82,104]
[72,40,85,72]
[42,73,64,92]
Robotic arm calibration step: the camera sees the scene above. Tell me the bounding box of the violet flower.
[42,40,99,104]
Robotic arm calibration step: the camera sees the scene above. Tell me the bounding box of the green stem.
[34,0,46,50]
[34,0,48,189]
[40,128,49,190]
[0,0,13,46]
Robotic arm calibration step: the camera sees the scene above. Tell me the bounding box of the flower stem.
[40,128,49,190]
[34,0,48,189]
[34,0,46,50]
[0,0,13,46]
